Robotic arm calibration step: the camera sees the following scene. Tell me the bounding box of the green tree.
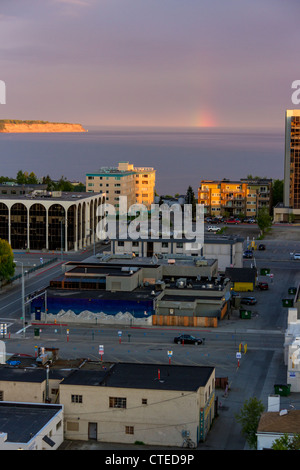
[235,397,264,449]
[257,207,272,235]
[272,179,284,207]
[16,170,27,185]
[0,239,15,281]
[272,433,300,450]
[16,170,38,185]
[55,176,74,192]
[186,186,196,218]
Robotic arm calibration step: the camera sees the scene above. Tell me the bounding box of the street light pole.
[15,260,26,338]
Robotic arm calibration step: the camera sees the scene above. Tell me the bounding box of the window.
[109,397,127,408]
[0,391,3,400]
[142,398,147,405]
[125,426,134,435]
[71,394,83,403]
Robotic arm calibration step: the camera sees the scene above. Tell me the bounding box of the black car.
[258,244,266,250]
[174,334,203,345]
[241,296,257,305]
[243,250,253,258]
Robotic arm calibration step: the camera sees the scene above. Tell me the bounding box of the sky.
[1,0,300,129]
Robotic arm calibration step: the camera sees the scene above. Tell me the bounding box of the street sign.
[99,345,104,361]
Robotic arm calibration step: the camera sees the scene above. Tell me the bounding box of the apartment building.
[198,178,272,218]
[275,110,300,222]
[86,161,155,211]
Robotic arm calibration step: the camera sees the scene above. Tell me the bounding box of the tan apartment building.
[198,178,272,218]
[86,161,155,211]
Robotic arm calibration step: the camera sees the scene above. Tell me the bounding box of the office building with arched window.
[0,189,105,252]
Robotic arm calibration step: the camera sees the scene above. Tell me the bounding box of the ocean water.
[0,126,284,195]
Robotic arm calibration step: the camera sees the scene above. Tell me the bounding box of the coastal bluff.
[0,120,86,133]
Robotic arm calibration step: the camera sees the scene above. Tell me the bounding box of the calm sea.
[0,126,284,195]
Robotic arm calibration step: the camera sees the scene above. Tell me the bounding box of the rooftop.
[62,362,214,391]
[258,410,300,434]
[0,191,101,201]
[0,402,63,444]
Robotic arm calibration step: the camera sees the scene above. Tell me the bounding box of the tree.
[235,397,264,449]
[16,170,38,185]
[257,207,272,235]
[272,179,284,207]
[0,239,15,281]
[272,433,300,450]
[186,186,196,218]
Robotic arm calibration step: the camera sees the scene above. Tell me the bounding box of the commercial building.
[274,110,300,222]
[0,189,104,251]
[30,254,232,328]
[86,161,156,210]
[198,178,272,218]
[110,235,244,271]
[225,267,257,292]
[0,402,63,450]
[0,360,215,447]
[60,362,215,446]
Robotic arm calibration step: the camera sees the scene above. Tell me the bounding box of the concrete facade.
[0,190,104,251]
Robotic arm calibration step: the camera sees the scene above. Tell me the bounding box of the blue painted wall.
[31,295,154,318]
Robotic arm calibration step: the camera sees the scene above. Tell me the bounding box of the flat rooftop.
[0,191,100,201]
[0,402,62,444]
[48,285,160,301]
[62,362,214,391]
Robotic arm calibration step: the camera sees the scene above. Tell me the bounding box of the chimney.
[268,394,280,412]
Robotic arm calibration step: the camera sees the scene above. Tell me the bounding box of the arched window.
[48,204,65,251]
[11,203,27,249]
[29,204,46,250]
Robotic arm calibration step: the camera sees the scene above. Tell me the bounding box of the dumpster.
[288,287,297,295]
[274,384,291,397]
[282,299,294,307]
[260,268,270,275]
[240,309,252,319]
[34,328,40,338]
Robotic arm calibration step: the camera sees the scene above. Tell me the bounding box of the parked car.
[225,218,241,224]
[174,334,203,345]
[241,296,257,305]
[258,282,268,290]
[243,250,253,258]
[294,253,300,260]
[207,225,221,232]
[246,218,256,224]
[258,244,266,250]
[211,217,222,224]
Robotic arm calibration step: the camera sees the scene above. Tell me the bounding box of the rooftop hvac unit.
[176,278,186,288]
